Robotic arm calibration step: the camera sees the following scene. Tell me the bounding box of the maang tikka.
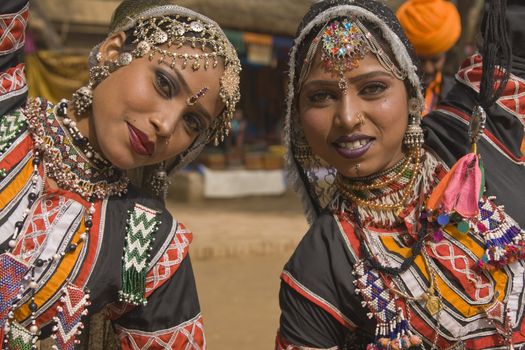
[321,18,370,92]
[299,17,406,94]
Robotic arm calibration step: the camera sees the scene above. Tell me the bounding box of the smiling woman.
[0,0,240,349]
[276,0,525,349]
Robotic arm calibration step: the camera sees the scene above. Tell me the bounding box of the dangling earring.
[71,52,133,117]
[403,98,424,149]
[150,161,170,201]
[71,64,110,117]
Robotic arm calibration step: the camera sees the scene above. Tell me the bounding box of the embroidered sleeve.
[115,313,205,350]
[278,282,347,349]
[277,214,371,349]
[0,0,29,116]
[275,331,339,350]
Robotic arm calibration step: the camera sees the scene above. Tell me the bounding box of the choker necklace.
[337,148,421,212]
[56,99,111,170]
[24,98,129,199]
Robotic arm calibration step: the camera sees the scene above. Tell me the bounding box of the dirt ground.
[167,193,309,350]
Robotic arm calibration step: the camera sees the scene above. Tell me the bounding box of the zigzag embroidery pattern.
[0,254,29,331]
[0,110,26,154]
[51,283,90,350]
[119,203,160,306]
[7,320,33,350]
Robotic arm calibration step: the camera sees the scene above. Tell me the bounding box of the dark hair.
[478,0,512,109]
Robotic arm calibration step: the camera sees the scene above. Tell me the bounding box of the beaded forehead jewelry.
[321,18,369,91]
[299,17,406,93]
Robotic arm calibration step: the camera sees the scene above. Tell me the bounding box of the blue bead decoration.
[437,213,450,226]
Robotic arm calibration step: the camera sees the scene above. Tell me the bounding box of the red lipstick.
[127,122,155,156]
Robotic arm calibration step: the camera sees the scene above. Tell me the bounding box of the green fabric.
[224,29,245,55]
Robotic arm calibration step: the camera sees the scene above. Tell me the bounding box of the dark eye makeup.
[183,113,205,134]
[154,69,178,98]
[359,81,388,96]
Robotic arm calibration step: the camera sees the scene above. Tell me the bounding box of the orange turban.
[396,0,461,57]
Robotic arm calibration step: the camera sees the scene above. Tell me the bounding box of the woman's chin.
[101,153,136,171]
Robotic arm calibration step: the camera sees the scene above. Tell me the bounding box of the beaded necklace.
[337,148,421,214]
[0,98,128,348]
[25,98,129,199]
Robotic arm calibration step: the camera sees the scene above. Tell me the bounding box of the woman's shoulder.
[292,211,343,254]
[284,211,356,282]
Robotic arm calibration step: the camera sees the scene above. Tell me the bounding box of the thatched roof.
[33,0,404,38]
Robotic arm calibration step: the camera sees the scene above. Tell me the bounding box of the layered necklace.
[0,98,129,348]
[336,147,423,227]
[26,98,129,199]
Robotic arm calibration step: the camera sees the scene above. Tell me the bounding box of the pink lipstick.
[333,134,374,160]
[127,122,155,156]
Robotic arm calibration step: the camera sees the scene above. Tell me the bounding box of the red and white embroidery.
[116,313,205,350]
[145,223,191,296]
[0,4,28,55]
[0,64,26,101]
[456,54,525,126]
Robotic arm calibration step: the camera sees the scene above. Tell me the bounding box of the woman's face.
[89,37,225,170]
[298,51,409,178]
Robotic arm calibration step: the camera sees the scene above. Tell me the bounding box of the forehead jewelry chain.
[186,86,209,106]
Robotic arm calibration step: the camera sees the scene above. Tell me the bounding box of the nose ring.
[165,136,170,145]
[355,112,365,127]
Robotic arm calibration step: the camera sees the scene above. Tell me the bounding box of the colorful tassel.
[427,153,482,219]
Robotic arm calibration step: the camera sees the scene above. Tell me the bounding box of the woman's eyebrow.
[303,70,393,88]
[160,62,213,125]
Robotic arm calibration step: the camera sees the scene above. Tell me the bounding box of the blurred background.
[26,0,484,348]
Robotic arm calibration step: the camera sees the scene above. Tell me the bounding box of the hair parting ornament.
[299,16,407,93]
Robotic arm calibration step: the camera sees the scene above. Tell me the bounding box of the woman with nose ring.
[0,0,240,348]
[276,0,525,349]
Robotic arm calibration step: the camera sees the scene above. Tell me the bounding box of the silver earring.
[403,115,424,149]
[118,52,133,67]
[71,64,111,116]
[150,161,170,201]
[403,98,424,149]
[71,85,93,117]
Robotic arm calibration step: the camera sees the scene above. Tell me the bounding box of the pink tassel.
[440,153,482,218]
